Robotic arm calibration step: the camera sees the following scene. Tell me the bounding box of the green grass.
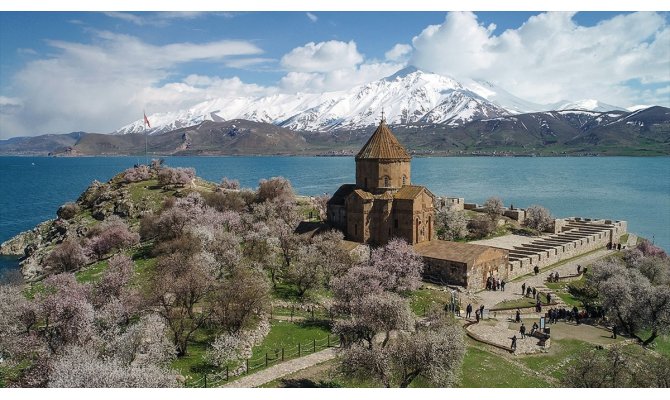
[409,287,454,316]
[249,320,331,366]
[75,260,109,283]
[517,339,592,381]
[652,335,670,357]
[546,282,583,307]
[458,344,552,388]
[172,319,333,386]
[492,293,550,310]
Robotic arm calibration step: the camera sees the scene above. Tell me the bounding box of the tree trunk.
[643,329,658,346]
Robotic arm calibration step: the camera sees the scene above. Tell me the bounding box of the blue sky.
[0,11,668,137]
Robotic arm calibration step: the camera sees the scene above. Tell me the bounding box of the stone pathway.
[222,348,337,388]
[466,247,615,313]
[460,247,616,354]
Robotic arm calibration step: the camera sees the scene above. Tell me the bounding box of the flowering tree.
[147,252,216,356]
[435,208,468,240]
[48,345,180,388]
[87,217,139,259]
[524,205,553,232]
[211,267,270,333]
[339,303,464,388]
[220,177,241,190]
[44,239,88,273]
[123,165,152,183]
[157,167,195,188]
[368,238,424,293]
[483,196,504,222]
[257,176,294,203]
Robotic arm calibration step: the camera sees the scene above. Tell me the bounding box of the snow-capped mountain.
[116,67,624,135]
[551,99,626,112]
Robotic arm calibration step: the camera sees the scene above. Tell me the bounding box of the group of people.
[607,242,623,250]
[465,303,486,323]
[485,276,506,291]
[547,271,561,282]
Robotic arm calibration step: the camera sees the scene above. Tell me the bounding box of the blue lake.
[1,156,669,279]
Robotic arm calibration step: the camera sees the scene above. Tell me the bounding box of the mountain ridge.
[115,67,628,136]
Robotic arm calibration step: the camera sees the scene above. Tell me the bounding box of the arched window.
[384,176,390,187]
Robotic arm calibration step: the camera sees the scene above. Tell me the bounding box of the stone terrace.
[474,218,627,280]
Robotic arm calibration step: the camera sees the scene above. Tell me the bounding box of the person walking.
[475,309,480,323]
[531,321,539,335]
[479,304,485,319]
[515,309,521,323]
[534,265,539,275]
[612,325,618,339]
[532,287,537,299]
[501,279,506,291]
[466,303,473,319]
[510,335,517,351]
[521,283,526,297]
[547,293,552,305]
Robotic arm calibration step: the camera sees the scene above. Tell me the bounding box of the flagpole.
[144,110,148,166]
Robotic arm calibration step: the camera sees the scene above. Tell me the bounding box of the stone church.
[327,117,436,246]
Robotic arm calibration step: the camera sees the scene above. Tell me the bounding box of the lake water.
[1,156,669,280]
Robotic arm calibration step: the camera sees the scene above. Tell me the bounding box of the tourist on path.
[531,322,539,335]
[527,287,532,297]
[466,303,473,319]
[546,293,552,305]
[577,265,582,274]
[532,287,537,299]
[612,325,618,339]
[520,323,526,339]
[515,309,521,323]
[501,280,506,291]
[534,265,540,275]
[475,309,480,323]
[510,335,517,351]
[479,304,485,319]
[521,283,526,296]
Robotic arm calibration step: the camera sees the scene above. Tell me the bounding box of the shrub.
[87,218,139,259]
[157,167,195,187]
[220,177,240,190]
[44,239,88,273]
[524,205,553,232]
[257,177,294,203]
[57,202,80,220]
[123,165,152,183]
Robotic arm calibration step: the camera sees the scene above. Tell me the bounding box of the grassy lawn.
[249,320,332,368]
[75,260,109,283]
[492,293,550,310]
[517,338,592,381]
[172,319,334,386]
[458,343,552,388]
[546,281,583,307]
[409,286,454,316]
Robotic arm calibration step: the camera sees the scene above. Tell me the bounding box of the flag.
[143,112,151,128]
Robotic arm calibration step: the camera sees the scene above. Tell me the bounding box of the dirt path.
[222,348,337,388]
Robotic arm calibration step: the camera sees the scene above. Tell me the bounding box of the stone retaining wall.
[507,218,627,279]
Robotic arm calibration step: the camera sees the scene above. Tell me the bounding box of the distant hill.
[2,107,668,156]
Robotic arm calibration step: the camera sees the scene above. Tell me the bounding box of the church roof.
[355,120,411,161]
[352,189,374,200]
[327,184,355,205]
[394,185,430,200]
[414,241,507,264]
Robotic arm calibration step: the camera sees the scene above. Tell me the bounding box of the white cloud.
[385,43,412,61]
[0,31,267,138]
[306,12,318,23]
[279,62,402,93]
[409,11,670,107]
[280,40,364,72]
[103,11,209,27]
